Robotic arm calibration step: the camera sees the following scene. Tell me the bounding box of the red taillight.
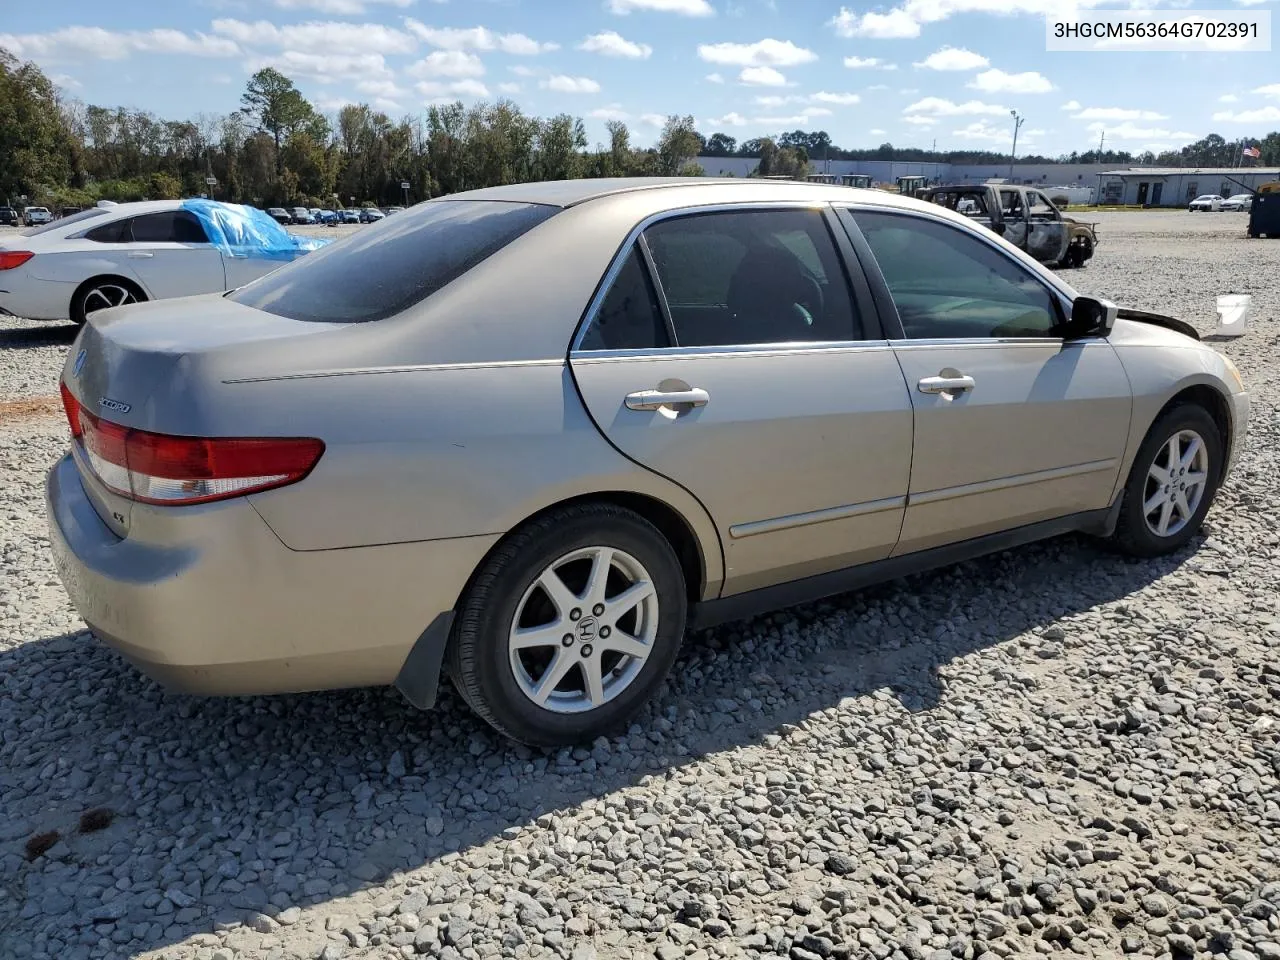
[62,381,324,506]
[0,251,34,271]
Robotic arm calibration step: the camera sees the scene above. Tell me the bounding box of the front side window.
[230,200,557,323]
[1000,191,1024,219]
[128,211,209,244]
[852,210,1062,340]
[1028,192,1059,220]
[639,208,861,347]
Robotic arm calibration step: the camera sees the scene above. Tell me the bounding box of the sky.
[2,0,1278,157]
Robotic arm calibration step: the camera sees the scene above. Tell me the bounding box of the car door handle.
[918,375,975,394]
[126,252,154,259]
[624,388,710,411]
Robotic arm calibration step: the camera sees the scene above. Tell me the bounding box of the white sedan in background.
[1221,193,1254,212]
[0,199,325,324]
[1188,194,1223,212]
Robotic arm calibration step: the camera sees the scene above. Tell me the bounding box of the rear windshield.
[229,200,557,323]
[22,207,110,236]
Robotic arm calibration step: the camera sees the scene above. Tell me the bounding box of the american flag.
[1243,146,1262,159]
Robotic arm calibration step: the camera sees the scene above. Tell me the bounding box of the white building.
[1093,168,1280,207]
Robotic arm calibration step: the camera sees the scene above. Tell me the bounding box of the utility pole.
[1009,110,1025,181]
[1097,130,1105,160]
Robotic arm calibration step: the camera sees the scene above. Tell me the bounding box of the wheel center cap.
[576,617,598,643]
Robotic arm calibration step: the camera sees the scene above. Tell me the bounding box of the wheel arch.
[69,273,148,322]
[1156,383,1232,483]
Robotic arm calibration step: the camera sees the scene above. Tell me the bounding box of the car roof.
[442,176,932,210]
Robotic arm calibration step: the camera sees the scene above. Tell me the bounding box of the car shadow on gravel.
[0,323,78,349]
[0,529,1194,956]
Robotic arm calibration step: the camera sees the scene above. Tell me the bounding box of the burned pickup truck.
[920,183,1098,268]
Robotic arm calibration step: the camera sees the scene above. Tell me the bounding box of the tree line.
[3,46,1277,211]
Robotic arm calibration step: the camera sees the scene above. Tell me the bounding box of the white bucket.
[1215,294,1250,338]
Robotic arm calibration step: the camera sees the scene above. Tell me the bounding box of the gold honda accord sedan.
[48,178,1249,745]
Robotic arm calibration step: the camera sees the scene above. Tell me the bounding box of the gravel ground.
[1,211,1278,960]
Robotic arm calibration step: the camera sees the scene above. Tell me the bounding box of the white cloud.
[639,112,667,126]
[1218,93,1239,103]
[1085,120,1198,140]
[905,96,1008,116]
[403,20,557,54]
[248,51,394,84]
[951,120,1018,142]
[356,78,408,99]
[1070,106,1167,121]
[830,6,919,38]
[0,26,239,60]
[509,64,537,77]
[589,104,630,120]
[213,18,415,53]
[1212,106,1280,123]
[497,82,521,94]
[48,72,82,89]
[843,55,887,69]
[756,113,828,125]
[804,107,834,117]
[869,127,886,134]
[608,0,714,14]
[1060,99,1081,110]
[867,84,890,91]
[697,38,817,67]
[579,30,653,58]
[903,115,938,126]
[541,74,601,93]
[706,72,725,83]
[754,94,797,106]
[273,0,414,13]
[968,68,1053,94]
[739,66,788,86]
[914,46,988,70]
[1254,83,1280,98]
[417,79,490,99]
[706,111,747,126]
[407,50,485,78]
[811,91,861,105]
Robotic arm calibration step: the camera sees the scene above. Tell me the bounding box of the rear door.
[1026,190,1070,263]
[999,189,1029,250]
[569,203,914,596]
[116,211,226,299]
[839,206,1132,555]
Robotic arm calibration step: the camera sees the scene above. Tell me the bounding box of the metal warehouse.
[1095,167,1280,207]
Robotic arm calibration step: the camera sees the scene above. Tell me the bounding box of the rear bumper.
[46,453,497,699]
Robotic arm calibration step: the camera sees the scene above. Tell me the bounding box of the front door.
[1026,190,1070,263]
[1137,182,1150,205]
[842,208,1133,555]
[570,205,914,595]
[1151,182,1164,205]
[117,210,226,299]
[999,189,1028,249]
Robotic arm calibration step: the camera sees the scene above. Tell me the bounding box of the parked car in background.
[1188,195,1222,212]
[1221,194,1254,212]
[46,179,1249,747]
[267,207,292,225]
[920,183,1098,268]
[341,209,361,224]
[290,207,314,225]
[23,206,53,226]
[0,206,18,226]
[385,206,405,215]
[359,207,385,223]
[0,199,327,324]
[316,210,339,225]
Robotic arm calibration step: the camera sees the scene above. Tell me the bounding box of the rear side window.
[130,212,209,243]
[578,248,671,351]
[230,200,557,323]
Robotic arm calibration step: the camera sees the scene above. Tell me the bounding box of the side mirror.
[1065,295,1118,339]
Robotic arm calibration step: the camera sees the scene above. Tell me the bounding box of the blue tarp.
[180,199,331,262]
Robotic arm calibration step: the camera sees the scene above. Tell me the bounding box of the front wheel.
[447,503,687,746]
[1111,404,1222,558]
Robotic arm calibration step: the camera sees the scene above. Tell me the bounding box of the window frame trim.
[569,200,882,356]
[834,203,1089,345]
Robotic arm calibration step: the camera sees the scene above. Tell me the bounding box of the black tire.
[447,503,687,747]
[1111,404,1222,558]
[70,277,146,326]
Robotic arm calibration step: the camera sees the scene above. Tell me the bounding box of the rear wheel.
[70,277,146,325]
[447,503,687,746]
[1111,404,1221,557]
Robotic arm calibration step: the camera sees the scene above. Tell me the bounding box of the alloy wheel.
[1142,428,1210,538]
[82,284,138,316]
[508,546,659,714]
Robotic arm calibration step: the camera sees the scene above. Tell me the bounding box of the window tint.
[853,211,1062,340]
[1028,192,1058,219]
[230,200,556,323]
[579,248,671,351]
[128,211,209,243]
[85,220,130,243]
[641,209,861,347]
